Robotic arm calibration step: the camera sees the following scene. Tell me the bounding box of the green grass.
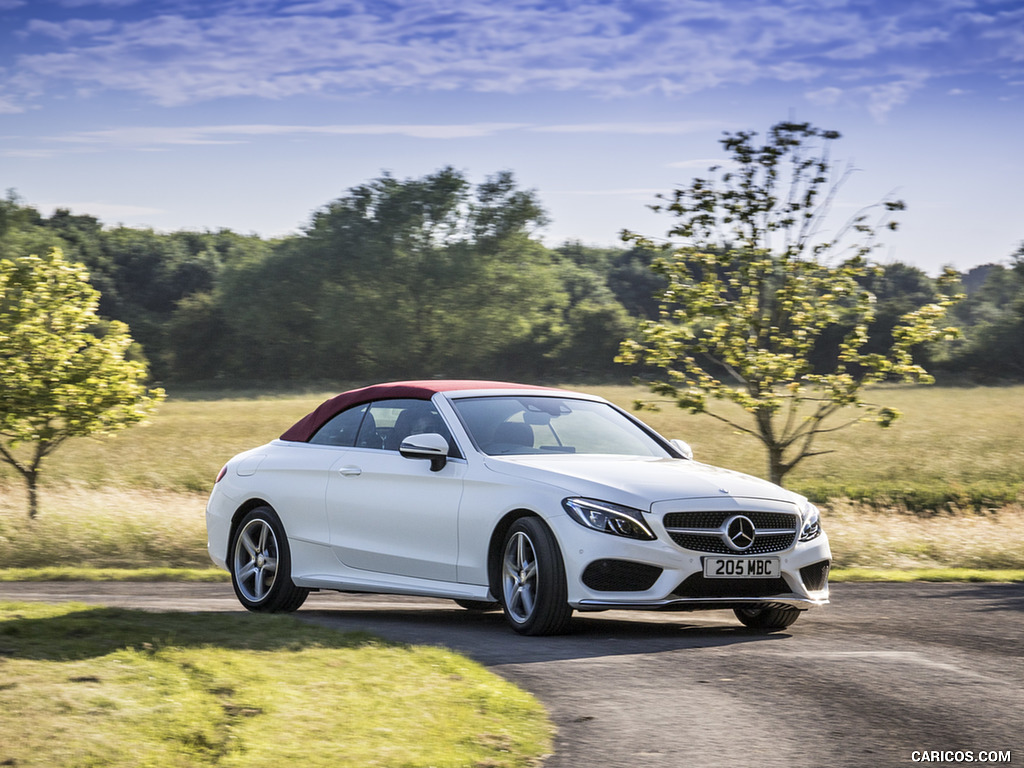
[0,601,552,768]
[0,567,228,582]
[830,568,1024,583]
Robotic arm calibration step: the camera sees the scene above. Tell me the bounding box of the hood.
[483,454,799,510]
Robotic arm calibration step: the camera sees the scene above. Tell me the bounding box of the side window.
[308,404,368,447]
[361,399,460,457]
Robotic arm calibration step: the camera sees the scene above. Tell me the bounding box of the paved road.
[3,581,1022,767]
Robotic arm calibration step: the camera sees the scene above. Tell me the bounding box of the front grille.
[800,560,831,591]
[673,574,792,599]
[663,510,799,554]
[582,559,663,592]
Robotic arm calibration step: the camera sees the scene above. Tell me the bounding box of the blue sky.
[1,0,1022,274]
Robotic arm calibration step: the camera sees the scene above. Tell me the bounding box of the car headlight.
[562,498,656,541]
[798,500,822,542]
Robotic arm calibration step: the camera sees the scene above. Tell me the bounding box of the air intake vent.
[799,560,831,591]
[582,559,663,592]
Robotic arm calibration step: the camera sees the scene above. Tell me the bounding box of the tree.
[543,254,635,378]
[215,168,579,381]
[0,191,64,266]
[947,245,1024,379]
[617,121,959,486]
[0,248,165,517]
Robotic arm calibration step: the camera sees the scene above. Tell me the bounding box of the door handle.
[338,466,362,477]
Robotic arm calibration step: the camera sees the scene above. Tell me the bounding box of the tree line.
[1,172,1021,387]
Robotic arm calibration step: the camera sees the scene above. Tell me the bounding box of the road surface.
[2,581,1021,767]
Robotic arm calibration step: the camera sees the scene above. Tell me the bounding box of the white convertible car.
[206,380,831,635]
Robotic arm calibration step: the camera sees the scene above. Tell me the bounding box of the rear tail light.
[215,466,227,483]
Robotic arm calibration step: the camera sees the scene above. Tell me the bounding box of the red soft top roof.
[279,380,554,443]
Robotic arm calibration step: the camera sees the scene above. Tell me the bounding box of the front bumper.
[551,496,832,611]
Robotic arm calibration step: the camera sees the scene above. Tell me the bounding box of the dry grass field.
[589,383,1024,511]
[1,383,1022,572]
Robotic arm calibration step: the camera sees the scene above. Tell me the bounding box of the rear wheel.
[500,517,573,636]
[733,605,801,631]
[230,506,309,613]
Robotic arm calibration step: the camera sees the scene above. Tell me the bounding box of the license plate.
[703,557,781,579]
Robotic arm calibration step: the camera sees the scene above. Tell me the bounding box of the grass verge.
[0,484,211,569]
[3,566,1022,583]
[0,567,229,582]
[3,487,1023,576]
[823,501,1024,570]
[0,601,552,768]
[830,568,1024,583]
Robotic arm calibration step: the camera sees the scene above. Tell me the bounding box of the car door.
[325,399,465,582]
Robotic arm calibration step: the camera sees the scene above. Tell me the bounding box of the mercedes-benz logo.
[724,515,756,551]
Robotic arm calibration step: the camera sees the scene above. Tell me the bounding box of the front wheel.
[733,604,802,631]
[230,506,309,613]
[500,517,573,636]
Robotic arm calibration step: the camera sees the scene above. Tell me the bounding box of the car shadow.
[298,604,791,666]
[933,582,1024,613]
[0,587,796,664]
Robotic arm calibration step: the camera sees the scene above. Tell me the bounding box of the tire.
[453,599,501,612]
[230,506,309,613]
[733,604,802,631]
[499,517,573,636]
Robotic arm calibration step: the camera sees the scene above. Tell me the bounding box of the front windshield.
[451,396,672,457]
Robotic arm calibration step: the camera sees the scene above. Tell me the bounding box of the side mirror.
[670,439,694,460]
[399,433,449,471]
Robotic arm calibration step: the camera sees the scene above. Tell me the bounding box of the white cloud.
[50,126,244,147]
[805,86,844,106]
[534,121,724,135]
[54,0,139,7]
[26,119,755,155]
[0,95,26,114]
[292,122,530,139]
[806,75,930,122]
[2,148,55,158]
[26,19,116,40]
[5,0,1022,117]
[42,121,531,148]
[667,158,735,170]
[982,17,1024,62]
[546,187,665,198]
[863,76,928,122]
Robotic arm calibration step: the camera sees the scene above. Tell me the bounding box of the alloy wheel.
[233,518,280,603]
[502,530,539,623]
